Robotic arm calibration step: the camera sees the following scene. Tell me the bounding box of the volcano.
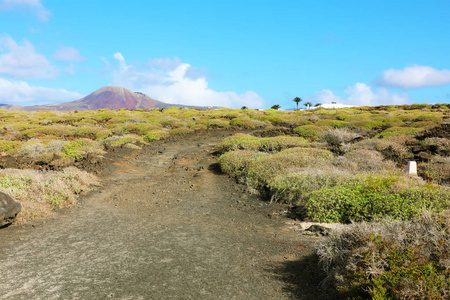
[23,86,173,111]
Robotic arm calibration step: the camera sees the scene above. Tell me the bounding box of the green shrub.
[316,119,347,128]
[216,134,309,154]
[169,127,195,135]
[104,135,143,147]
[143,130,169,142]
[119,123,162,135]
[348,119,385,129]
[62,139,104,159]
[293,125,327,140]
[258,135,308,152]
[246,148,334,186]
[22,125,74,138]
[306,174,450,223]
[197,118,230,128]
[317,211,450,299]
[219,150,266,178]
[376,126,425,138]
[94,129,112,140]
[215,134,262,153]
[409,121,438,129]
[229,117,268,129]
[0,140,21,154]
[269,171,348,205]
[73,126,101,137]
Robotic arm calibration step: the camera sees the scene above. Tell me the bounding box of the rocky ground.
[0,132,338,299]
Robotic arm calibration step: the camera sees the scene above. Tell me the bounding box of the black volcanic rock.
[0,192,21,227]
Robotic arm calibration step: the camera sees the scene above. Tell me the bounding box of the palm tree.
[271,104,281,110]
[304,102,313,109]
[293,97,302,110]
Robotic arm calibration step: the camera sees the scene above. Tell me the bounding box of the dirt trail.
[0,132,331,299]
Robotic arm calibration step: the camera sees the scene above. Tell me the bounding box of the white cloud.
[312,83,409,106]
[0,0,50,21]
[53,46,85,62]
[0,78,83,105]
[0,36,57,79]
[108,53,265,108]
[378,65,450,89]
[311,89,341,104]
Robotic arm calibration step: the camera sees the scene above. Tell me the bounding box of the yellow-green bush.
[376,126,424,138]
[219,150,266,178]
[305,174,450,223]
[215,133,308,153]
[22,125,74,138]
[143,130,169,142]
[229,117,268,129]
[168,127,195,135]
[62,139,105,159]
[316,119,347,128]
[215,134,262,153]
[73,126,101,137]
[293,125,328,140]
[246,148,334,186]
[94,129,112,140]
[269,171,348,205]
[0,140,21,154]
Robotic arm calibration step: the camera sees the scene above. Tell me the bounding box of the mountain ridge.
[0,86,216,111]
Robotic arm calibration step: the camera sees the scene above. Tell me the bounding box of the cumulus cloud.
[312,83,409,106]
[0,0,50,21]
[378,65,450,89]
[0,78,83,105]
[0,36,57,79]
[311,89,341,104]
[53,46,85,62]
[108,53,265,108]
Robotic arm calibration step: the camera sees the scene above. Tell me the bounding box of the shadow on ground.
[270,254,340,300]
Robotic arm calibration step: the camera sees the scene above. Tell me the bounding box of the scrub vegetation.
[0,103,449,297]
[213,103,450,298]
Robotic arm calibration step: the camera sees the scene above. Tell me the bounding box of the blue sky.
[0,0,449,109]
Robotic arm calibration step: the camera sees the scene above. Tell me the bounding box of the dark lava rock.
[416,123,450,140]
[0,192,21,227]
[305,225,331,236]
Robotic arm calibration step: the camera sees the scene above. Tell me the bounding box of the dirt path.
[0,132,331,299]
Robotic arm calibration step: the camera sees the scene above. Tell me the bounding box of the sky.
[0,0,449,109]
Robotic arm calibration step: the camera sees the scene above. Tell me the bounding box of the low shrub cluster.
[218,131,449,223]
[246,147,334,186]
[306,174,450,223]
[215,133,308,153]
[317,211,450,299]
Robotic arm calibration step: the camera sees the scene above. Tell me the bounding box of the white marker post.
[406,161,417,175]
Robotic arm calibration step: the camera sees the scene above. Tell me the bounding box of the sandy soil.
[0,132,337,299]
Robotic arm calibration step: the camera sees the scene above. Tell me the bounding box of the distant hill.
[0,104,25,111]
[0,86,219,111]
[22,86,177,111]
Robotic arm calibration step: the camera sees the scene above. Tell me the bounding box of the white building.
[320,102,355,109]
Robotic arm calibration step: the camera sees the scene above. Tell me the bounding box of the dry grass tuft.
[0,167,100,224]
[317,211,450,299]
